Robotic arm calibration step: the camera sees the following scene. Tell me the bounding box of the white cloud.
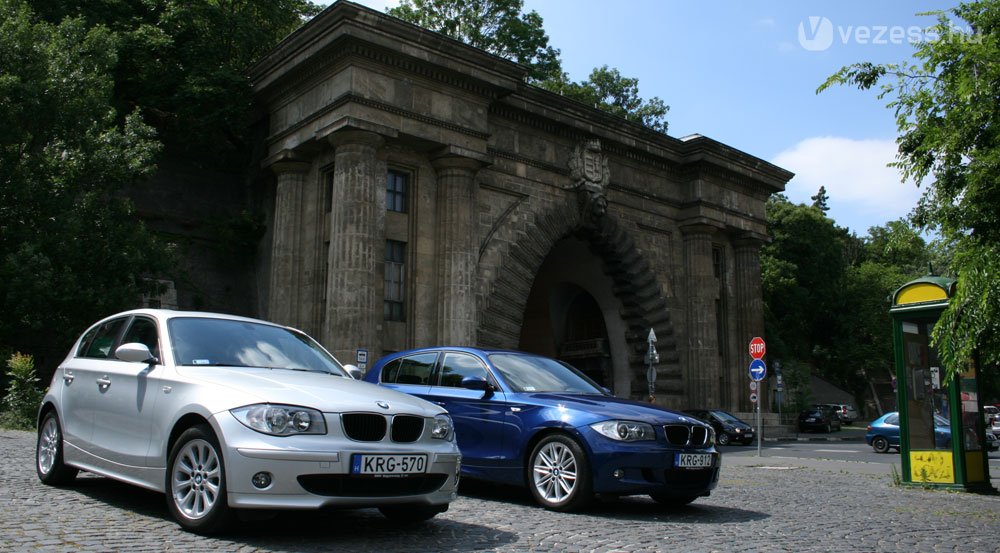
[772,136,923,234]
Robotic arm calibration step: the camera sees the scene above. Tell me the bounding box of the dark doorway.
[557,290,611,389]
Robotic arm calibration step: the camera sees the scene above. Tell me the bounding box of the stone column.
[681,223,720,407]
[734,235,766,413]
[432,155,484,345]
[267,160,311,328]
[323,130,385,363]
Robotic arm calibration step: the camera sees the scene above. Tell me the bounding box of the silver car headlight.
[590,420,656,441]
[430,414,454,441]
[231,404,327,436]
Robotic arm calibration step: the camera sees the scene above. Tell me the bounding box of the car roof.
[380,346,537,359]
[96,308,285,327]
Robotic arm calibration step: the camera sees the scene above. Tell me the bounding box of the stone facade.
[248,1,792,410]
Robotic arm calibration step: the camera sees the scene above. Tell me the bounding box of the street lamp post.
[646,329,659,403]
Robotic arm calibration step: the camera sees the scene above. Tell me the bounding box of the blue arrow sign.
[749,359,767,382]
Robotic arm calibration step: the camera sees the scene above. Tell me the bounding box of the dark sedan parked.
[798,406,842,433]
[684,409,755,445]
[364,347,721,512]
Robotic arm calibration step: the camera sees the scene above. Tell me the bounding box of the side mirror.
[601,387,613,396]
[344,364,364,380]
[115,342,158,364]
[461,375,494,398]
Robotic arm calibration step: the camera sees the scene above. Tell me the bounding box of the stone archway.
[477,199,681,400]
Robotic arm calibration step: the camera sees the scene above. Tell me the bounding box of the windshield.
[711,410,741,423]
[488,353,604,394]
[168,317,346,375]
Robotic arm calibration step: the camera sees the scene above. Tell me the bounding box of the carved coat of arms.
[567,139,610,223]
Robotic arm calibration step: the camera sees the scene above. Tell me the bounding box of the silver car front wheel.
[166,425,232,534]
[528,434,591,511]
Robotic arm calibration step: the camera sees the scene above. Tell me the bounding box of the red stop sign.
[749,337,766,360]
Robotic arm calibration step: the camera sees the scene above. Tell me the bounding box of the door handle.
[63,371,75,385]
[96,376,111,388]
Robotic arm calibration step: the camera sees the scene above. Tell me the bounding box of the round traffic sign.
[749,336,766,360]
[750,392,758,403]
[748,359,766,382]
[749,381,757,391]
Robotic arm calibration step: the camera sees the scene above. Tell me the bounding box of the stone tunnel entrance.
[516,236,630,394]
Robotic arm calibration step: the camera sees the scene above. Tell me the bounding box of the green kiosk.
[890,275,994,491]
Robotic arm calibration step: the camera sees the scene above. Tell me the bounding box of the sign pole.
[748,337,766,458]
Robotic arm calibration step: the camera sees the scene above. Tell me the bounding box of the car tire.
[527,434,592,512]
[717,432,731,446]
[166,424,233,535]
[378,504,447,523]
[872,436,890,454]
[36,411,78,486]
[649,493,697,507]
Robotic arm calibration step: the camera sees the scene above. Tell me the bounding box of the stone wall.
[247,1,792,409]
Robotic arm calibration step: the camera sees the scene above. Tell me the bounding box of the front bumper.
[581,430,720,497]
[214,413,461,510]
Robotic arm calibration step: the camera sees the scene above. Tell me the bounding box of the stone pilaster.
[323,130,385,363]
[681,223,720,407]
[432,155,485,345]
[267,160,311,328]
[734,235,766,412]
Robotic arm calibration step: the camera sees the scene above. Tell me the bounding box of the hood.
[178,366,444,416]
[520,393,704,426]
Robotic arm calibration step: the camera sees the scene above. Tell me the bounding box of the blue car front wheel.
[528,434,592,512]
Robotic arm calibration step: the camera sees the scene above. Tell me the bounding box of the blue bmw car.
[364,347,720,511]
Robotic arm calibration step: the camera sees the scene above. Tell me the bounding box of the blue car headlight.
[231,404,327,436]
[591,420,656,442]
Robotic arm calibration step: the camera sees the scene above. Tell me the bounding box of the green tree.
[0,1,171,359]
[540,66,670,133]
[761,195,848,368]
[810,186,830,213]
[820,1,1000,378]
[389,0,561,82]
[30,0,321,168]
[388,0,669,132]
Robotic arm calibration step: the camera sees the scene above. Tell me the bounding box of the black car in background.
[685,409,755,446]
[798,405,842,433]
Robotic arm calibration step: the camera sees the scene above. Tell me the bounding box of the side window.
[886,414,899,425]
[121,317,160,360]
[381,353,436,385]
[78,318,128,359]
[437,353,489,388]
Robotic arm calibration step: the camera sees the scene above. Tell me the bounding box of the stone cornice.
[265,92,490,149]
[250,2,525,100]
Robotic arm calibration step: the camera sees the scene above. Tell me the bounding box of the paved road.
[3,428,1000,552]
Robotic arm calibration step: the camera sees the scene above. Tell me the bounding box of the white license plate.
[351,454,427,475]
[806,417,816,422]
[675,453,713,468]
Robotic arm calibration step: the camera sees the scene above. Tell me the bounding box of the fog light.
[612,469,625,479]
[252,471,272,489]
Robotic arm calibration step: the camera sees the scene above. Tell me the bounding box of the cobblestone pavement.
[3,429,999,552]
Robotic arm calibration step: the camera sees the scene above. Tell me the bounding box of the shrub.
[1,352,43,430]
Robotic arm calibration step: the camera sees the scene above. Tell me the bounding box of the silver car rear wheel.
[36,412,78,485]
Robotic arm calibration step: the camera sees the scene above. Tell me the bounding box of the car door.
[58,316,130,453]
[87,315,163,467]
[423,352,508,468]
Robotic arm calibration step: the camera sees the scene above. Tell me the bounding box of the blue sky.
[345,0,967,236]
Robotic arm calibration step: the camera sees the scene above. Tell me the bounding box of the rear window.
[380,353,437,384]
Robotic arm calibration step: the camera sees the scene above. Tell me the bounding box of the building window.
[384,240,406,321]
[387,170,408,213]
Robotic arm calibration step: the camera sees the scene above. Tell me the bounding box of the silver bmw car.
[35,309,461,534]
